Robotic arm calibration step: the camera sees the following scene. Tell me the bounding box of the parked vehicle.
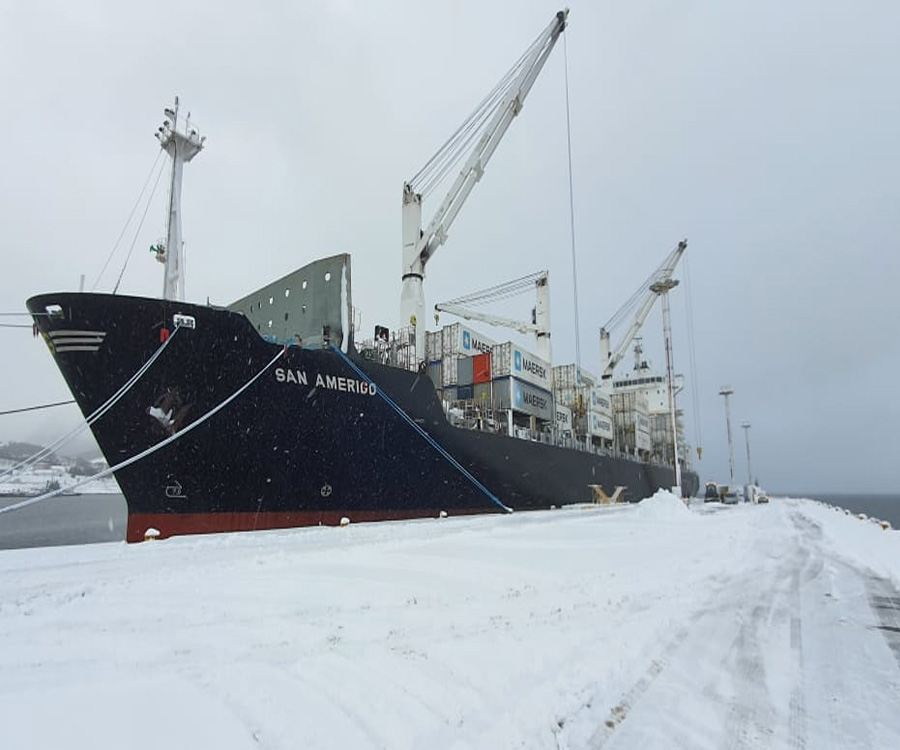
[721,486,741,504]
[704,483,720,502]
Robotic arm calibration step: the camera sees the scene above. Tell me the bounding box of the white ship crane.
[152,97,205,302]
[433,270,552,362]
[599,240,687,380]
[400,10,568,358]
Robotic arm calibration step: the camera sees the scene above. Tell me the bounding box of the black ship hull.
[28,292,698,542]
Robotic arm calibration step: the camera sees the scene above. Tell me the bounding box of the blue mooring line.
[331,346,511,513]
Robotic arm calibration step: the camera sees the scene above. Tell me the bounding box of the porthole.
[284,312,289,321]
[325,272,331,282]
[269,296,274,305]
[268,320,273,328]
[285,288,290,298]
[302,280,308,290]
[302,305,307,314]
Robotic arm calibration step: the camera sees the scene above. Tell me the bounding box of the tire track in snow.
[584,512,816,750]
[867,577,900,668]
[723,603,776,750]
[786,511,815,750]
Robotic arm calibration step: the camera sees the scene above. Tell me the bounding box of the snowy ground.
[1,494,899,749]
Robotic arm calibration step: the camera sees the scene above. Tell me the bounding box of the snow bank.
[792,497,900,591]
[631,489,693,522]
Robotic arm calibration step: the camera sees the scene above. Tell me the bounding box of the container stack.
[457,355,474,400]
[473,352,492,407]
[490,342,553,421]
[552,364,596,417]
[587,386,614,443]
[612,391,651,456]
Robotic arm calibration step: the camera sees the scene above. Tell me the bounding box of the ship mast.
[153,97,205,301]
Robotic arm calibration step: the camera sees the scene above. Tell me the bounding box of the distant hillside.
[0,441,59,464]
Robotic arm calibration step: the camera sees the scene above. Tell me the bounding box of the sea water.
[0,493,126,550]
[804,493,900,529]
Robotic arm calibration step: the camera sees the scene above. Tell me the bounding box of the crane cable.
[683,253,702,458]
[563,30,581,375]
[92,149,164,291]
[440,271,546,308]
[410,26,547,198]
[112,155,168,294]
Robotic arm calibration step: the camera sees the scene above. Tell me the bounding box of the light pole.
[719,387,735,485]
[650,277,681,495]
[741,422,752,485]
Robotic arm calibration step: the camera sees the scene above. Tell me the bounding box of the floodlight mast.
[741,422,753,485]
[400,10,568,358]
[719,386,735,484]
[650,276,681,494]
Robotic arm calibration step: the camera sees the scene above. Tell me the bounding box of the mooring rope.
[332,346,511,513]
[0,400,76,416]
[0,346,285,516]
[0,327,180,481]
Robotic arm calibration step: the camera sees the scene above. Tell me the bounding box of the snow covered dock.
[1,494,899,749]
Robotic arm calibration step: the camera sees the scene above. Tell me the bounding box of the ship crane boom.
[434,270,551,362]
[401,10,568,358]
[599,239,687,379]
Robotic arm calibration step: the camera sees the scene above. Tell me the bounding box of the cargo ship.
[26,11,698,542]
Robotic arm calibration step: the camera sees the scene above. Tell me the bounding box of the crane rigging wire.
[441,271,546,307]
[682,253,703,457]
[92,149,164,291]
[112,155,167,295]
[563,30,581,375]
[409,26,549,198]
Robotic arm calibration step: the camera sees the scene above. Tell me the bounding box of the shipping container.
[589,387,612,415]
[440,323,496,357]
[457,355,475,386]
[552,364,596,390]
[473,352,492,384]
[491,342,552,391]
[427,360,441,388]
[457,384,474,400]
[636,428,651,451]
[474,382,492,404]
[492,376,553,420]
[553,384,592,414]
[555,404,573,432]
[440,386,457,403]
[425,330,441,361]
[611,390,649,416]
[441,355,458,386]
[588,412,614,440]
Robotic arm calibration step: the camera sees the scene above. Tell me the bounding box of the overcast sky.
[1,0,897,493]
